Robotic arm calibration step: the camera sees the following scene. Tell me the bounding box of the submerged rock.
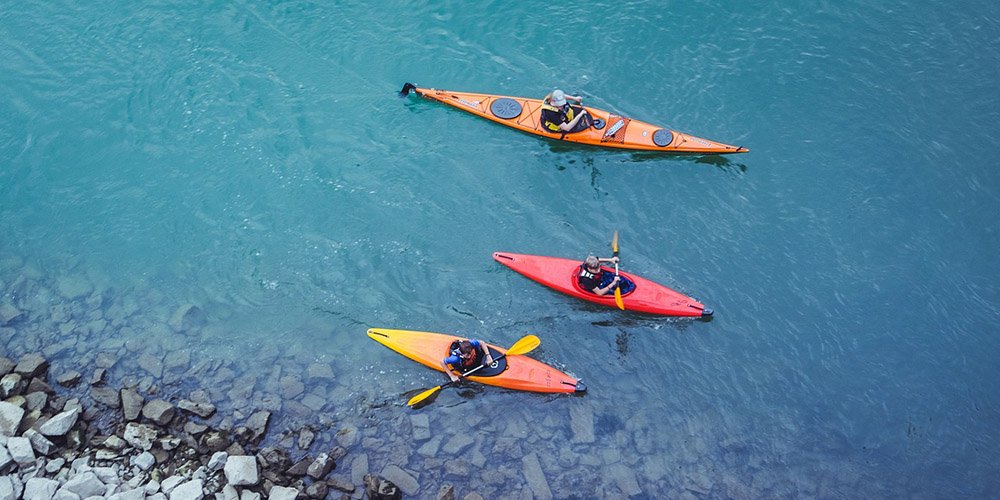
[364,474,402,500]
[14,353,48,378]
[141,400,176,426]
[521,453,553,500]
[120,388,144,421]
[169,304,207,332]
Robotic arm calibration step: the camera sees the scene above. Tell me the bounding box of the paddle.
[399,82,417,97]
[406,334,541,408]
[612,231,624,310]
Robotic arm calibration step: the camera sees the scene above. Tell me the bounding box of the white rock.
[93,465,120,484]
[0,402,24,436]
[223,455,258,486]
[267,486,299,500]
[58,471,106,498]
[23,429,55,456]
[169,479,203,500]
[122,423,157,451]
[161,476,185,494]
[0,475,22,500]
[221,484,238,500]
[39,408,80,436]
[23,478,59,500]
[107,487,145,500]
[0,445,13,473]
[207,451,228,472]
[239,490,260,500]
[45,457,65,473]
[144,480,161,495]
[7,436,36,465]
[132,451,155,471]
[71,456,91,472]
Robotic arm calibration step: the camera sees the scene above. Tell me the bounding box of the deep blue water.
[2,0,999,497]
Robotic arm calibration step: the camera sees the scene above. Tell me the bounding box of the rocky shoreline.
[0,351,420,500]
[3,258,825,499]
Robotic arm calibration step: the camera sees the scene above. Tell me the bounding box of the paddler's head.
[458,340,475,358]
[551,89,567,107]
[584,256,600,272]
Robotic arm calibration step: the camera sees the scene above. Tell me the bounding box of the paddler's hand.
[449,373,460,383]
[610,256,619,264]
[484,353,494,365]
[611,276,621,285]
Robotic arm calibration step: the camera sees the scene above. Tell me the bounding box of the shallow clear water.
[2,0,999,497]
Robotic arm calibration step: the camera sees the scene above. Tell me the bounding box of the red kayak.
[493,252,712,317]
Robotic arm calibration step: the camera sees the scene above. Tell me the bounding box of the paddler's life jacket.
[577,264,604,292]
[448,340,482,369]
[540,101,573,132]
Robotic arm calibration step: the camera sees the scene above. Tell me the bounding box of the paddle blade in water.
[407,385,442,407]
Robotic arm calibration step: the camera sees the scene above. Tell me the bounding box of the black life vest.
[540,101,574,132]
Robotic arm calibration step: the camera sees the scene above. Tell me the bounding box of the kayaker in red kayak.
[578,255,635,296]
[540,89,593,133]
[440,339,494,382]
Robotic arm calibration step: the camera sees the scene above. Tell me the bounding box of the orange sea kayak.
[367,328,586,394]
[399,83,747,154]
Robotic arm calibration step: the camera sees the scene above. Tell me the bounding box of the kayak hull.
[403,85,747,154]
[493,252,711,317]
[367,328,586,394]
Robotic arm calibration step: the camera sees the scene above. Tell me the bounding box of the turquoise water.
[2,0,999,497]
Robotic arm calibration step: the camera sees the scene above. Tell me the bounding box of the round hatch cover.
[652,129,673,147]
[490,98,522,119]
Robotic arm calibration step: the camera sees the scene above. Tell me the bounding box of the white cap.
[551,89,567,106]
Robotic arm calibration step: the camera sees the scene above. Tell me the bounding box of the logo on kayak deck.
[457,98,482,108]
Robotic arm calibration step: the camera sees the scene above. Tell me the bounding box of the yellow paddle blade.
[407,385,443,407]
[506,334,540,356]
[612,230,619,254]
[614,287,624,310]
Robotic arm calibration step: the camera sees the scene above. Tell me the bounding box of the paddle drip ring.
[652,129,673,147]
[490,98,522,119]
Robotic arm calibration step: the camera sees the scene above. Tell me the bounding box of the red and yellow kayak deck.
[367,328,586,394]
[493,252,712,317]
[400,83,747,154]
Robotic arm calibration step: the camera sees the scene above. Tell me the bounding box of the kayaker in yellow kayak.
[440,339,494,382]
[541,89,593,133]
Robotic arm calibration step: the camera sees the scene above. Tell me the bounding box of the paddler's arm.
[559,109,588,131]
[471,339,492,365]
[441,358,461,382]
[593,275,621,296]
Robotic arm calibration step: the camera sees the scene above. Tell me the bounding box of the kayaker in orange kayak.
[440,339,494,382]
[540,89,593,133]
[578,255,634,296]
